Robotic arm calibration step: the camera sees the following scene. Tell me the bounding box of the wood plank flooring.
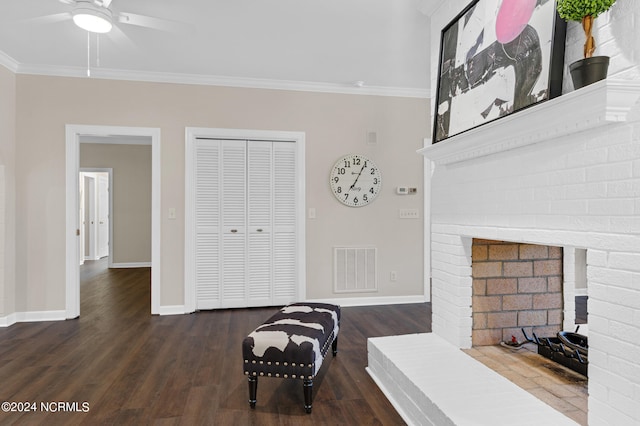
[0,260,431,425]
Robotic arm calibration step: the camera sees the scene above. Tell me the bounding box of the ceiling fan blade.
[58,0,76,5]
[109,25,137,51]
[116,12,194,34]
[99,0,114,8]
[21,12,72,25]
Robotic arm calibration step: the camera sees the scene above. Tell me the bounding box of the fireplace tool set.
[502,327,588,377]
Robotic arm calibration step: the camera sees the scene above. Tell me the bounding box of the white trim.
[0,311,67,327]
[184,127,306,312]
[157,305,187,316]
[14,64,428,99]
[110,262,152,268]
[306,295,427,307]
[575,288,588,297]
[0,50,19,73]
[66,125,161,319]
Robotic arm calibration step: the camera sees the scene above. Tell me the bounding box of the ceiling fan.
[50,0,190,34]
[27,0,193,75]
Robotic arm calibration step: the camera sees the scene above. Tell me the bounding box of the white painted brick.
[592,333,640,366]
[589,364,636,399]
[549,199,589,215]
[586,162,634,182]
[565,182,607,200]
[588,315,610,336]
[589,198,635,216]
[588,299,635,325]
[589,399,637,426]
[609,320,640,347]
[608,143,640,162]
[608,355,640,387]
[587,250,608,267]
[608,253,640,272]
[588,266,634,288]
[610,217,640,234]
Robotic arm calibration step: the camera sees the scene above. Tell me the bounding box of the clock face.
[330,154,382,207]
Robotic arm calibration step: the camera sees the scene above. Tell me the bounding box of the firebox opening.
[471,239,563,346]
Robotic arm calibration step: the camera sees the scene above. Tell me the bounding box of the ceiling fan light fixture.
[72,2,113,33]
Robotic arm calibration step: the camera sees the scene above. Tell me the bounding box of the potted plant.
[556,0,617,89]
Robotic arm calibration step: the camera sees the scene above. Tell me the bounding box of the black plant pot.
[569,56,610,89]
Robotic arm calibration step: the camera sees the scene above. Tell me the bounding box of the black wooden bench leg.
[332,336,338,356]
[248,376,258,408]
[303,378,313,414]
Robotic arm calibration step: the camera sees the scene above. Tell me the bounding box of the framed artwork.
[433,0,566,143]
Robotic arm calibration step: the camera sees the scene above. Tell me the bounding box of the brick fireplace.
[420,80,640,425]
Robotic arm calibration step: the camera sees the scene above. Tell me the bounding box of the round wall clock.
[329,154,382,207]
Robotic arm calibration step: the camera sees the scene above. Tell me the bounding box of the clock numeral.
[370,168,376,175]
[369,187,375,194]
[363,194,368,202]
[337,167,346,175]
[344,194,349,201]
[343,160,351,168]
[333,177,339,183]
[373,178,378,185]
[336,187,342,194]
[354,158,361,166]
[354,197,359,204]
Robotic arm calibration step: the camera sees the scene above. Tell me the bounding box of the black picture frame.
[432,0,566,144]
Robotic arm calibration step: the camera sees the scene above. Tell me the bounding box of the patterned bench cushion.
[243,303,340,380]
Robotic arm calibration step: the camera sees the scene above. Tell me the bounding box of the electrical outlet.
[390,271,397,282]
[399,209,419,219]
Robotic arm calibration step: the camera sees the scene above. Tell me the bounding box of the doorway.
[65,125,161,319]
[79,170,111,265]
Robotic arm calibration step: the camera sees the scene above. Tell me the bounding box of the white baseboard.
[157,305,186,316]
[0,310,67,327]
[305,295,427,307]
[110,262,152,268]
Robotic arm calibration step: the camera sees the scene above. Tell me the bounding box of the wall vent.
[333,247,377,293]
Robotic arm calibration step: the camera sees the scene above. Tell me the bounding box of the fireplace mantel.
[419,79,640,165]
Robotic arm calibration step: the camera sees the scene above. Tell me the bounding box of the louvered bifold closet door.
[194,140,222,309]
[247,141,273,306]
[193,138,297,309]
[220,140,248,308]
[272,142,297,305]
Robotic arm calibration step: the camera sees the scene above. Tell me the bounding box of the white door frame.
[65,125,161,318]
[183,127,306,313]
[80,169,113,264]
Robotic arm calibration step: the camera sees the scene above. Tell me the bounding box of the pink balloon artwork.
[495,0,537,44]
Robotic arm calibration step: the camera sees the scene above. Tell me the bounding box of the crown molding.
[0,50,19,73]
[418,79,640,165]
[12,61,429,98]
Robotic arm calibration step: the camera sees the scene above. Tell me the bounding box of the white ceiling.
[0,0,440,97]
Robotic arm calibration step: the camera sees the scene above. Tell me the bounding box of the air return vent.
[333,247,377,293]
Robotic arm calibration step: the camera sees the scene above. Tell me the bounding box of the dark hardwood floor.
[0,260,432,425]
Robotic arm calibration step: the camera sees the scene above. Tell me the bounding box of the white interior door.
[220,140,247,308]
[97,173,109,259]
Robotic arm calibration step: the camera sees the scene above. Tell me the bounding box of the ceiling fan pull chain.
[87,31,91,77]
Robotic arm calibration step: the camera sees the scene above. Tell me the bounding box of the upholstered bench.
[242,302,340,414]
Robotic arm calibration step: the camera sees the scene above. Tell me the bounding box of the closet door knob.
[230,229,238,233]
